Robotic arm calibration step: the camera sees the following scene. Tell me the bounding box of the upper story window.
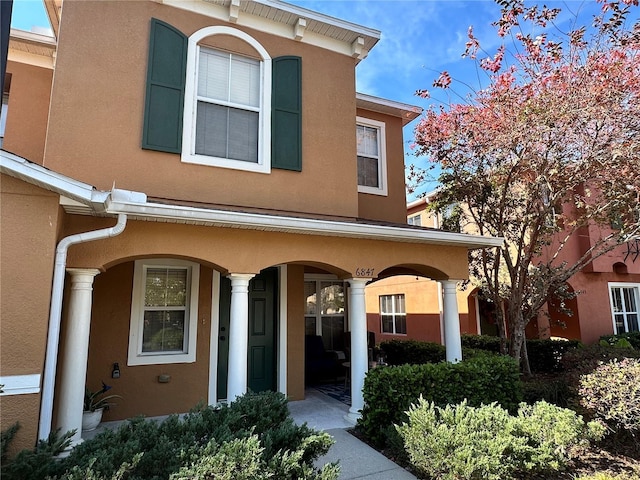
[142,20,301,173]
[0,73,11,148]
[195,48,260,163]
[356,117,387,196]
[408,214,422,226]
[609,283,639,334]
[128,259,200,366]
[183,27,271,173]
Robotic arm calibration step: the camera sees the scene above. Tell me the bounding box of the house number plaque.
[355,268,375,277]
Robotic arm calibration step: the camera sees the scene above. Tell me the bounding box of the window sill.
[127,351,196,366]
[182,153,271,174]
[358,185,388,196]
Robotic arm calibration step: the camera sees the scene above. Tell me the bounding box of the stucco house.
[0,0,501,452]
[365,194,640,347]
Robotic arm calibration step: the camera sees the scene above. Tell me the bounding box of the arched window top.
[182,25,272,173]
[189,25,271,61]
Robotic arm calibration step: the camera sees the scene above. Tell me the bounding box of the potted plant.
[82,381,121,431]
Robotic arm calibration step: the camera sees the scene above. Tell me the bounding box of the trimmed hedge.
[378,339,445,365]
[380,336,581,373]
[600,332,640,349]
[461,334,502,353]
[358,354,522,447]
[526,338,582,373]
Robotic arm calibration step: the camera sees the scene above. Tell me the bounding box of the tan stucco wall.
[62,217,471,281]
[44,0,364,219]
[0,175,60,453]
[81,262,213,421]
[286,264,305,400]
[356,109,408,224]
[0,395,41,455]
[3,61,53,163]
[1,176,59,374]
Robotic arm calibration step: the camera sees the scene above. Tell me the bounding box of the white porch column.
[441,280,462,363]
[226,273,255,403]
[56,268,100,448]
[346,278,370,423]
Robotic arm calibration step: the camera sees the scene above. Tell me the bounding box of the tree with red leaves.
[409,0,640,371]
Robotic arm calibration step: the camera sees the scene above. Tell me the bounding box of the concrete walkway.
[288,389,417,480]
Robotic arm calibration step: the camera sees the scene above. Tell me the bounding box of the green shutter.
[272,56,302,171]
[142,19,187,153]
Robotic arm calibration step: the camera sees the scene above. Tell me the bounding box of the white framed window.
[128,259,200,366]
[608,283,640,334]
[182,26,272,174]
[1,73,10,148]
[408,214,422,226]
[380,294,406,335]
[304,275,346,351]
[356,117,387,196]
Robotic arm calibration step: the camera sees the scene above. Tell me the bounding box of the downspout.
[38,213,127,440]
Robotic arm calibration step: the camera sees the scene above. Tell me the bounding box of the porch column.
[56,268,100,448]
[440,280,462,363]
[226,273,255,403]
[346,278,369,423]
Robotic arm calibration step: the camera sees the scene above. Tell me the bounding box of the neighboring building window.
[182,26,272,174]
[408,214,422,226]
[1,73,10,148]
[608,283,640,334]
[380,294,406,334]
[356,117,387,196]
[304,277,346,351]
[128,259,200,365]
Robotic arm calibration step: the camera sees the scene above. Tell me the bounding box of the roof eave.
[105,198,503,250]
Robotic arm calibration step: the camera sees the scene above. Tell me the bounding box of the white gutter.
[38,213,127,441]
[106,199,504,250]
[0,150,110,209]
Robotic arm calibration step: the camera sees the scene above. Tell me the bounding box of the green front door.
[217,269,277,400]
[248,268,278,393]
[217,276,231,401]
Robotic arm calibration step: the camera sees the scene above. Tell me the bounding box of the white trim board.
[0,374,41,396]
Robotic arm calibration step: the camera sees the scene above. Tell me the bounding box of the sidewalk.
[288,389,417,480]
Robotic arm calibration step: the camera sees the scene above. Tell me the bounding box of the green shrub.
[397,399,603,480]
[378,339,445,365]
[171,434,338,480]
[560,344,640,404]
[460,334,502,353]
[514,401,605,470]
[358,354,522,447]
[461,335,581,373]
[600,332,640,349]
[526,338,581,373]
[0,428,73,480]
[2,391,338,480]
[1,423,19,464]
[579,358,640,435]
[521,374,572,407]
[575,472,640,480]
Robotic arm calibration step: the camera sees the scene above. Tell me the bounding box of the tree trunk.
[509,310,526,370]
[521,336,532,376]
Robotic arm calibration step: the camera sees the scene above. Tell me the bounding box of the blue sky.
[10,0,636,197]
